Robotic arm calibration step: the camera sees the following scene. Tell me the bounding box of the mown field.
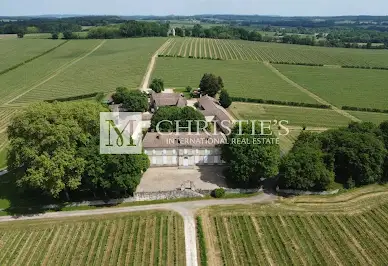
[275,65,388,110]
[153,58,318,103]
[198,185,388,266]
[349,111,388,124]
[229,102,352,128]
[0,211,185,266]
[161,37,388,67]
[0,38,167,105]
[0,39,64,73]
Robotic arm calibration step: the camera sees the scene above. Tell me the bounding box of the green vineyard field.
[160,37,388,67]
[199,187,388,266]
[0,211,185,266]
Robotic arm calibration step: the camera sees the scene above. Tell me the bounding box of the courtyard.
[136,166,227,192]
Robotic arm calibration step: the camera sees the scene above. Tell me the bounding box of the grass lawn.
[229,102,352,128]
[275,64,388,110]
[153,58,318,103]
[348,111,388,125]
[198,185,388,266]
[0,39,64,73]
[0,211,185,265]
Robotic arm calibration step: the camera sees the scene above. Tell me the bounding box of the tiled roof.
[151,92,187,107]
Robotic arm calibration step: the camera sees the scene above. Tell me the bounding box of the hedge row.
[45,92,99,103]
[196,216,208,266]
[230,97,331,109]
[0,40,69,76]
[342,106,388,114]
[269,61,324,67]
[341,65,388,71]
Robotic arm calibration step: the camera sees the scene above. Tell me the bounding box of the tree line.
[221,120,388,191]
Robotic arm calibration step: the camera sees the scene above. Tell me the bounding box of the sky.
[1,0,387,17]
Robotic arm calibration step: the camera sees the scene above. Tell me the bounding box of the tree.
[175,27,184,37]
[186,86,192,93]
[111,87,148,112]
[79,138,149,196]
[320,125,387,186]
[279,134,334,191]
[150,78,164,93]
[51,32,59,39]
[111,86,129,104]
[199,73,224,97]
[122,90,148,112]
[7,101,107,199]
[63,30,75,39]
[219,89,232,108]
[7,101,150,200]
[221,122,280,187]
[379,120,388,181]
[16,30,25,38]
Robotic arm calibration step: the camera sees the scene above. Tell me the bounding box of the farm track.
[140,39,172,91]
[264,61,361,122]
[2,40,107,106]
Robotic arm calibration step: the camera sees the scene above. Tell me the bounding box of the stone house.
[143,132,227,167]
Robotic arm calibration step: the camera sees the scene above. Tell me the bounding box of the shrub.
[213,188,225,198]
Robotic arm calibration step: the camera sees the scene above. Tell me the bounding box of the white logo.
[100,112,143,154]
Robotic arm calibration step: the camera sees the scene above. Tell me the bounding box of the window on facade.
[163,149,166,155]
[172,149,176,155]
[184,149,187,154]
[153,150,156,155]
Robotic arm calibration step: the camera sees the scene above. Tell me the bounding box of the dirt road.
[0,192,276,266]
[140,39,172,91]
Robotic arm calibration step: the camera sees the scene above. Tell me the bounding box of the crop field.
[230,102,352,128]
[160,37,388,67]
[12,38,167,104]
[0,38,166,105]
[275,65,388,110]
[0,211,185,266]
[153,58,318,103]
[349,111,388,124]
[0,39,64,73]
[198,185,388,266]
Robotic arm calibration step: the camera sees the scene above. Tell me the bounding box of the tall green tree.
[279,133,334,191]
[122,90,148,112]
[150,78,164,93]
[221,122,280,187]
[219,89,232,108]
[7,102,107,199]
[320,124,387,187]
[199,73,224,97]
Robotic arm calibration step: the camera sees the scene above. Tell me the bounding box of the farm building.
[150,92,187,111]
[198,95,233,133]
[143,132,226,167]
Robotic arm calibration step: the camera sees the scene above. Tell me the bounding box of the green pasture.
[153,58,318,103]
